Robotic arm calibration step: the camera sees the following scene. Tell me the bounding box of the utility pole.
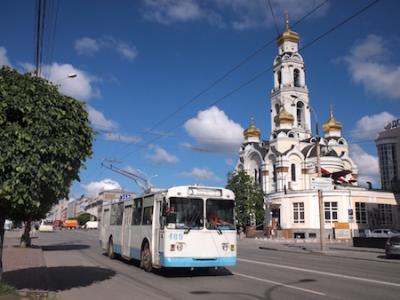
[315,122,325,252]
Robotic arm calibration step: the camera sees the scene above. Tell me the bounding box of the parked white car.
[84,221,98,229]
[4,220,12,230]
[370,228,399,237]
[38,220,54,232]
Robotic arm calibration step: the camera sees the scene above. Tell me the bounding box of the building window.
[294,69,300,87]
[277,70,282,86]
[378,204,393,225]
[273,164,277,183]
[324,202,338,223]
[355,202,367,224]
[293,202,304,223]
[377,143,397,191]
[296,102,305,127]
[291,164,296,181]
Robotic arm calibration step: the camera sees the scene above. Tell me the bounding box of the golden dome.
[244,115,261,139]
[274,105,294,125]
[277,14,300,45]
[322,109,342,133]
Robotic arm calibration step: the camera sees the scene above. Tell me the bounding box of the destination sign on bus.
[188,187,222,197]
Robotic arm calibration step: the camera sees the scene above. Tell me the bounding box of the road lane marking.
[238,258,400,288]
[233,272,326,296]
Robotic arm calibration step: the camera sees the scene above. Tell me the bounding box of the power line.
[143,0,330,136]
[112,0,330,158]
[266,0,280,36]
[117,0,381,161]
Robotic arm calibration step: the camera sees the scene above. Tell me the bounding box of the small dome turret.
[274,104,294,125]
[244,115,261,139]
[322,109,342,133]
[277,13,300,46]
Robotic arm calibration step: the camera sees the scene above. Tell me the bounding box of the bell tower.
[270,15,311,140]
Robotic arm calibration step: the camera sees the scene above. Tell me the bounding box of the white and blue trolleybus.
[100,185,236,271]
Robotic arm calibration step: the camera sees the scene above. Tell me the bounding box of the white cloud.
[104,132,141,144]
[74,37,138,61]
[141,0,329,30]
[0,47,11,67]
[87,105,118,131]
[351,112,396,140]
[42,63,99,100]
[74,37,100,56]
[179,167,219,181]
[142,0,203,24]
[82,178,121,197]
[115,41,138,61]
[350,144,380,186]
[344,35,400,100]
[184,106,244,153]
[146,145,179,164]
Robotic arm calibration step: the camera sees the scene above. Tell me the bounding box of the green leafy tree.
[226,170,265,227]
[0,67,93,280]
[77,212,96,226]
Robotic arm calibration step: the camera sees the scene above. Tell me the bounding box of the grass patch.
[0,282,16,295]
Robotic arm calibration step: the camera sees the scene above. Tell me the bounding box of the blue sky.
[1,0,399,197]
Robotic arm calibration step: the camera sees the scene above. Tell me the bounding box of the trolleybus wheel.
[141,243,153,272]
[108,238,115,259]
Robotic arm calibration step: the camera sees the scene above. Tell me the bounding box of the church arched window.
[296,101,305,127]
[277,70,282,86]
[294,69,300,87]
[254,169,258,183]
[273,164,277,183]
[275,103,280,114]
[291,164,296,182]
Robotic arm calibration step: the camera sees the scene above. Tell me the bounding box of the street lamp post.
[309,106,325,252]
[54,73,78,83]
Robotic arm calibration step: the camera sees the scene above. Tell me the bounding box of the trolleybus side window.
[132,198,143,225]
[166,197,203,229]
[206,199,235,230]
[110,203,124,225]
[143,206,153,225]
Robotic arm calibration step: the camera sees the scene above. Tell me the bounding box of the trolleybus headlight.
[222,243,229,251]
[230,244,235,251]
[176,242,184,251]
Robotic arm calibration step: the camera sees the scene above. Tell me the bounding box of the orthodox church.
[235,17,398,239]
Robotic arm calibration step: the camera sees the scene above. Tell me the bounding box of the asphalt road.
[34,230,400,300]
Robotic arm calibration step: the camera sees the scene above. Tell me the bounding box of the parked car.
[83,221,98,229]
[385,235,400,258]
[370,229,399,237]
[63,219,79,229]
[4,220,12,231]
[39,220,54,232]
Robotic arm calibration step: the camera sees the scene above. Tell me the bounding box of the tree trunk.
[0,211,5,282]
[20,220,32,248]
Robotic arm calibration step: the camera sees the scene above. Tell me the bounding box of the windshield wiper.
[184,226,191,234]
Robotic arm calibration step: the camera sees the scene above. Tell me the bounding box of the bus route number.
[169,232,183,241]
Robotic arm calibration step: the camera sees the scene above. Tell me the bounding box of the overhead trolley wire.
[144,0,330,135]
[266,0,280,36]
[116,0,381,162]
[110,0,330,159]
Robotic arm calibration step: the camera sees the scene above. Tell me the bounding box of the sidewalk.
[239,236,400,263]
[1,230,55,300]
